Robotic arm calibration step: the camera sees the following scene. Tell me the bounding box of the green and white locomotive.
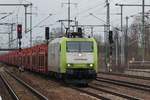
[48,33,98,83]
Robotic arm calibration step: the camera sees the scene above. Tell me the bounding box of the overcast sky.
[0,0,150,47]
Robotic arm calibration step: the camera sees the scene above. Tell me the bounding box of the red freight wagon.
[0,43,48,74]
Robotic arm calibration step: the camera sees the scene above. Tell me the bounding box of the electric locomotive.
[48,36,98,81]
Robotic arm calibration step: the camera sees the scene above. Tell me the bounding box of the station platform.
[124,69,150,77]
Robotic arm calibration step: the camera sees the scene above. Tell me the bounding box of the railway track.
[71,87,111,100]
[98,71,150,80]
[5,67,141,100]
[72,73,150,99]
[96,76,150,92]
[2,65,147,100]
[72,85,140,100]
[0,73,19,100]
[1,69,48,100]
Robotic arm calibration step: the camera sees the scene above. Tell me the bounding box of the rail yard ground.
[0,68,12,100]
[97,72,150,99]
[0,64,98,100]
[1,63,150,100]
[125,69,150,77]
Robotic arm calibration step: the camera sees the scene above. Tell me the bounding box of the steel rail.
[71,87,111,100]
[5,69,48,100]
[98,72,150,80]
[0,73,20,100]
[96,77,150,92]
[88,85,140,100]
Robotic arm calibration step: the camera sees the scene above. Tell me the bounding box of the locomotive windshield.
[67,41,93,52]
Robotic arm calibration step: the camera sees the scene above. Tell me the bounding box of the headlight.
[67,64,71,67]
[89,64,93,67]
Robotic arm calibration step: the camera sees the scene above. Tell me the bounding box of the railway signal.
[45,27,49,40]
[17,24,22,51]
[17,24,22,39]
[109,30,113,44]
[109,31,113,56]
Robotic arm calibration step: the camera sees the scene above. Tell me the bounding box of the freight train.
[0,32,98,84]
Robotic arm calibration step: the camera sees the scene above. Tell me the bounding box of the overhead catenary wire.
[26,14,52,33]
[71,1,105,19]
[89,13,122,31]
[0,13,13,21]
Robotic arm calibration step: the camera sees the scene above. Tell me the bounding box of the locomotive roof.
[49,37,95,44]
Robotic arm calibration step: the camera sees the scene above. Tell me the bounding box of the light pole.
[142,0,145,62]
[125,16,129,65]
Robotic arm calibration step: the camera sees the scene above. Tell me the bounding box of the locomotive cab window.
[66,41,93,52]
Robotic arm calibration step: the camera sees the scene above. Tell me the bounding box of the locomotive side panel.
[48,39,61,73]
